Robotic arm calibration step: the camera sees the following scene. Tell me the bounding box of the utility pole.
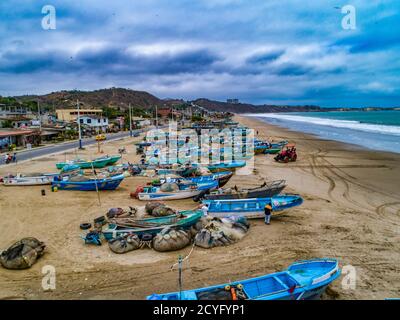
[37,100,42,132]
[77,99,83,149]
[129,103,133,137]
[155,105,158,129]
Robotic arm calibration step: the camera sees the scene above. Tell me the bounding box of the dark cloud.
[246,50,285,65]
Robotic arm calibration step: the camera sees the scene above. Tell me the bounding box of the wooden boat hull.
[2,174,58,186]
[56,158,111,170]
[207,161,246,173]
[202,195,303,218]
[138,180,218,201]
[102,211,202,240]
[52,174,124,191]
[203,180,286,201]
[138,189,203,201]
[147,258,341,300]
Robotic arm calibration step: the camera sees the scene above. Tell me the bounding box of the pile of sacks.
[107,215,249,254]
[194,216,250,249]
[0,237,45,269]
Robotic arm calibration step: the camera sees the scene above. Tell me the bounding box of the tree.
[2,120,13,128]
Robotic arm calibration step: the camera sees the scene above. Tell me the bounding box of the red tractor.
[274,144,297,163]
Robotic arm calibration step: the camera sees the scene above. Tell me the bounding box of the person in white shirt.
[201,204,209,216]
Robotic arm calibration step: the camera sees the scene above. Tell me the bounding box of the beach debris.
[108,234,141,253]
[0,237,45,270]
[83,231,102,246]
[106,207,137,219]
[152,227,191,252]
[80,223,92,230]
[194,216,250,249]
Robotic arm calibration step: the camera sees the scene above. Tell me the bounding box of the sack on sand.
[152,228,191,252]
[152,205,176,217]
[0,237,45,270]
[145,202,164,214]
[194,217,249,249]
[108,234,141,254]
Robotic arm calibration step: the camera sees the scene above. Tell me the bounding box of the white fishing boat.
[1,173,58,186]
[133,180,218,201]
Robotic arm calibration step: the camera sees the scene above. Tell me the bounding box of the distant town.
[0,87,398,153]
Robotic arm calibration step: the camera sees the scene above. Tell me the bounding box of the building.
[0,104,31,118]
[78,116,109,132]
[0,129,41,152]
[56,109,104,122]
[157,107,172,118]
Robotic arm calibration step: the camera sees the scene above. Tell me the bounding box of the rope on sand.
[170,242,196,271]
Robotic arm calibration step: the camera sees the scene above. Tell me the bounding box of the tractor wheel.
[284,156,289,163]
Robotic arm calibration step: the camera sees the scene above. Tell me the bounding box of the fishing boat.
[206,160,246,173]
[147,258,340,300]
[97,154,121,166]
[201,194,303,218]
[201,180,286,201]
[102,210,202,240]
[1,173,58,186]
[55,155,121,170]
[52,173,125,191]
[153,171,233,188]
[135,180,218,201]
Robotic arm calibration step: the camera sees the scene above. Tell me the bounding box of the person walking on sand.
[264,204,272,225]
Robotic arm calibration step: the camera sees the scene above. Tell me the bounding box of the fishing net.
[194,217,249,249]
[0,238,45,270]
[108,234,141,253]
[152,227,191,252]
[160,182,179,192]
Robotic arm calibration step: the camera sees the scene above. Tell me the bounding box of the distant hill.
[14,88,164,110]
[192,98,322,113]
[9,88,396,114]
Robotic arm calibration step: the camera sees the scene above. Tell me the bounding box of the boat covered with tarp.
[102,210,202,240]
[134,180,218,201]
[200,180,286,201]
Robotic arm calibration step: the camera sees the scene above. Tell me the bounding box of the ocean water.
[245,110,400,154]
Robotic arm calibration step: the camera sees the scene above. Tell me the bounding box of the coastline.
[0,117,399,300]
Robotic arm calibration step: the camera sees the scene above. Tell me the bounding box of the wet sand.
[0,117,399,300]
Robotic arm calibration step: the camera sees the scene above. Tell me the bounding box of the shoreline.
[0,117,399,300]
[240,114,400,157]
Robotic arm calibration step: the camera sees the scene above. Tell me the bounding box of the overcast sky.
[0,0,399,107]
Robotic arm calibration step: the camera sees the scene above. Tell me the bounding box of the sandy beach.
[0,116,399,300]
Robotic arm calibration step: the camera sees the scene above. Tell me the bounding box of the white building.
[78,116,109,132]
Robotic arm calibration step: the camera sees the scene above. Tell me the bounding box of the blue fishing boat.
[52,174,125,191]
[135,180,218,201]
[201,194,303,218]
[147,258,340,300]
[153,171,233,188]
[206,160,246,173]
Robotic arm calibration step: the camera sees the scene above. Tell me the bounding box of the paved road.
[1,130,141,164]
